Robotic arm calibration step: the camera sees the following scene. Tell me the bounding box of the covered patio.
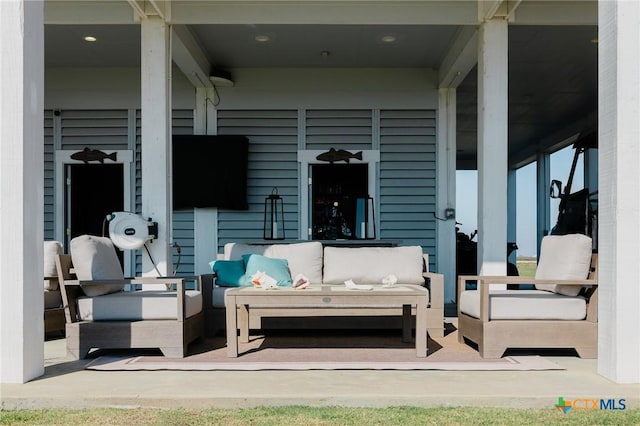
[1,0,639,386]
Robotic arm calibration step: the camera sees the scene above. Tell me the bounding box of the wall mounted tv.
[172,135,249,210]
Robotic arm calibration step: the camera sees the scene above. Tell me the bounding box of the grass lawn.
[1,407,639,425]
[516,259,537,277]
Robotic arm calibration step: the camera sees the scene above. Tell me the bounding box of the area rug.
[85,329,564,371]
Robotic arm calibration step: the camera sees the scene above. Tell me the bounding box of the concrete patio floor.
[2,330,639,411]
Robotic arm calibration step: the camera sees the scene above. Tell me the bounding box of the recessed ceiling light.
[255,35,270,42]
[83,36,97,42]
[381,35,396,43]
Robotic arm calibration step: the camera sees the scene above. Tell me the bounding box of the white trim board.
[54,149,134,275]
[298,150,380,240]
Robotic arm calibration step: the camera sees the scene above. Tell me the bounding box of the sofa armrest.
[200,273,216,310]
[422,271,444,309]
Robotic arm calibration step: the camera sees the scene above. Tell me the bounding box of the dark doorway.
[65,164,124,253]
[311,164,369,240]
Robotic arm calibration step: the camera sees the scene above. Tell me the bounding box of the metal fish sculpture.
[71,147,118,164]
[316,148,363,164]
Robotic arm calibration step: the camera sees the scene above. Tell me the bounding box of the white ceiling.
[44,18,598,169]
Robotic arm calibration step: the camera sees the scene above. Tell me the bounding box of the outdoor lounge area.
[2,0,639,396]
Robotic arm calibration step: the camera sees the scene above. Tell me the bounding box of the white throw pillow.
[323,246,424,285]
[43,240,63,290]
[264,242,324,284]
[535,234,592,297]
[70,235,125,297]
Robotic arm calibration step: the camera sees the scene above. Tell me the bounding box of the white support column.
[536,151,551,255]
[507,169,517,264]
[141,17,172,276]
[598,0,640,384]
[477,18,508,277]
[436,88,457,304]
[194,87,219,274]
[0,0,44,383]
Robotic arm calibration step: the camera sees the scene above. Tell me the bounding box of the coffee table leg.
[225,294,238,357]
[415,299,427,357]
[402,304,411,343]
[239,304,249,343]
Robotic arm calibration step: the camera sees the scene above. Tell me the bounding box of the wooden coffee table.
[225,284,428,357]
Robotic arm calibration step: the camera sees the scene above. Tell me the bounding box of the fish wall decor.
[71,147,118,164]
[315,148,363,164]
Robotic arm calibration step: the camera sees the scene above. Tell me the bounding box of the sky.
[455,146,584,257]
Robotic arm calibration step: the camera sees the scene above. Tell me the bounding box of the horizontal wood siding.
[216,110,299,251]
[306,109,372,150]
[59,110,129,150]
[44,110,55,240]
[379,110,437,270]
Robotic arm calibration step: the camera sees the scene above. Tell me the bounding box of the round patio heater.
[263,187,285,240]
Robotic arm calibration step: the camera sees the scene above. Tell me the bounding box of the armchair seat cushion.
[459,289,587,320]
[77,290,202,321]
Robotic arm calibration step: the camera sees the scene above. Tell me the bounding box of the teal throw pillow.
[210,259,246,287]
[242,254,293,287]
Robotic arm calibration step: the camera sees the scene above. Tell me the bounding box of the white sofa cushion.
[459,289,587,320]
[77,290,202,321]
[322,246,424,285]
[223,243,268,260]
[223,242,324,284]
[71,235,125,297]
[535,234,592,297]
[264,242,324,284]
[44,241,63,289]
[212,285,233,308]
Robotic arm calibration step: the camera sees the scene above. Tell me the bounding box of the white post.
[141,17,172,276]
[194,87,219,274]
[598,0,640,384]
[536,152,551,255]
[0,0,44,383]
[507,169,517,265]
[436,88,457,304]
[477,18,508,277]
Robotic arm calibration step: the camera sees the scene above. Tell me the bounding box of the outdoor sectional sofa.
[202,242,444,339]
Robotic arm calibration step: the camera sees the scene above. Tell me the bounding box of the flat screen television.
[172,135,249,210]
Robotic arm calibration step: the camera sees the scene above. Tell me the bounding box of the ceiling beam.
[172,25,213,89]
[438,26,478,88]
[479,0,523,21]
[479,0,506,21]
[44,0,596,26]
[127,0,168,20]
[147,0,167,20]
[126,0,146,20]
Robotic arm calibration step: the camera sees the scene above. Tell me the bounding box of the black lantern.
[263,187,285,240]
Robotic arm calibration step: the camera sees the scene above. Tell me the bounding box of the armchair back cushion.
[534,234,592,297]
[70,235,125,297]
[44,241,63,290]
[322,246,424,285]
